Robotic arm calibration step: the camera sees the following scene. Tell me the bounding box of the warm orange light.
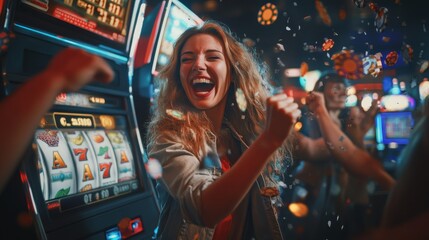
[100,115,116,129]
[288,202,309,218]
[294,122,303,131]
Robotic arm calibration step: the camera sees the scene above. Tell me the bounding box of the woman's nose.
[192,56,206,71]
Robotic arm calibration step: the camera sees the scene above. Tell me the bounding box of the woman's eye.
[207,56,221,60]
[181,58,192,63]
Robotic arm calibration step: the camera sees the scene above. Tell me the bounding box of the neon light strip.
[375,114,383,144]
[14,23,128,63]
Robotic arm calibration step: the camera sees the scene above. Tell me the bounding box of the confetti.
[300,61,309,76]
[235,88,247,112]
[315,0,332,26]
[401,43,413,64]
[146,158,162,179]
[353,0,367,8]
[419,60,429,73]
[166,109,185,121]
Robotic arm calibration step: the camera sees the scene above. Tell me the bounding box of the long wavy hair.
[146,20,292,166]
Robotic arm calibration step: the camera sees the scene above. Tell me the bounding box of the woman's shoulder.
[147,133,187,154]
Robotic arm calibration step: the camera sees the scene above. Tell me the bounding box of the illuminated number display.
[75,0,126,30]
[53,113,95,129]
[22,0,131,43]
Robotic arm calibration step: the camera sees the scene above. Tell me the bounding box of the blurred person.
[0,47,114,192]
[146,21,301,239]
[304,90,394,188]
[291,73,393,239]
[307,90,394,234]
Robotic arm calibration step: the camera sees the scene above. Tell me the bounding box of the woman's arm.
[294,132,331,161]
[0,48,113,192]
[201,93,301,227]
[306,92,395,190]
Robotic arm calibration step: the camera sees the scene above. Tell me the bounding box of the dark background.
[147,0,429,87]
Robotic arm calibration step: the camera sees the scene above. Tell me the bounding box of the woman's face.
[179,33,230,110]
[324,82,346,110]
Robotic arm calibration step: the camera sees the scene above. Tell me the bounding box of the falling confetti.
[235,88,247,112]
[315,0,332,26]
[419,60,429,73]
[353,0,367,8]
[274,43,285,52]
[146,158,162,179]
[401,43,413,63]
[166,109,185,121]
[300,61,309,76]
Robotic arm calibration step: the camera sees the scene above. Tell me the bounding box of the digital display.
[35,113,140,212]
[54,92,122,108]
[152,1,201,74]
[376,111,414,144]
[21,0,132,44]
[385,116,412,139]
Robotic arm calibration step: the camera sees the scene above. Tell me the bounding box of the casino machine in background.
[132,0,202,142]
[0,1,160,239]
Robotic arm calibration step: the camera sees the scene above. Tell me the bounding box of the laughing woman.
[146,21,301,240]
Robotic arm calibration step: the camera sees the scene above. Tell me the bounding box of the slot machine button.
[117,217,144,239]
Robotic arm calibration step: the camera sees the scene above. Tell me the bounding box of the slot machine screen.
[15,0,135,52]
[151,0,201,75]
[34,110,143,214]
[375,111,414,144]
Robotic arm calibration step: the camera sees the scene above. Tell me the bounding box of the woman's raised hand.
[264,93,301,147]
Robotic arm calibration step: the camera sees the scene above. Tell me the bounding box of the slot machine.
[375,111,415,172]
[132,0,202,141]
[374,76,417,173]
[0,0,159,239]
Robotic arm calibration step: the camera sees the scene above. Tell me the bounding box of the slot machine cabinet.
[132,0,202,142]
[375,111,414,173]
[0,1,159,239]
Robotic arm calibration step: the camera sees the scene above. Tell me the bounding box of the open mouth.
[192,78,215,96]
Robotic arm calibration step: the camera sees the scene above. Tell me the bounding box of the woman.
[146,21,301,239]
[292,74,394,239]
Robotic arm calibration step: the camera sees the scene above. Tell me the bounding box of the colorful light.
[361,94,373,111]
[380,95,409,111]
[419,78,429,101]
[299,70,322,91]
[288,202,309,218]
